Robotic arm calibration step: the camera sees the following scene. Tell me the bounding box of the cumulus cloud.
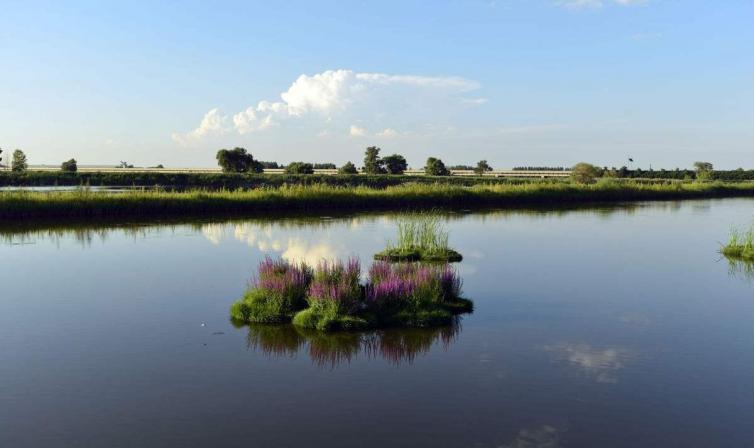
[171,108,227,146]
[172,69,481,146]
[375,128,399,138]
[349,125,367,137]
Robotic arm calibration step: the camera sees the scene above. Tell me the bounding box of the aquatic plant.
[375,213,463,262]
[721,225,754,260]
[365,261,470,327]
[233,255,472,331]
[230,257,312,323]
[292,258,369,331]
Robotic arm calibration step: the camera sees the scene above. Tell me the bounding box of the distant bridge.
[2,165,572,178]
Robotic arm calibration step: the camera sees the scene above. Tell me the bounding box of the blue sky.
[1,0,753,168]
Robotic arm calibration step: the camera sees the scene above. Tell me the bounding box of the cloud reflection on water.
[545,343,635,384]
[500,425,562,448]
[202,222,344,265]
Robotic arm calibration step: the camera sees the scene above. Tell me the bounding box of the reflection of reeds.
[304,330,362,369]
[727,257,754,282]
[242,323,461,368]
[246,324,305,357]
[371,323,460,366]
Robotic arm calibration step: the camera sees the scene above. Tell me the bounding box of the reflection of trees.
[0,203,652,247]
[243,322,461,368]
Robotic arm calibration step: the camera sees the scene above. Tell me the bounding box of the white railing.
[8,165,572,178]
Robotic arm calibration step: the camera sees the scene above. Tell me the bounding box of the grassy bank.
[2,181,754,221]
[0,171,532,188]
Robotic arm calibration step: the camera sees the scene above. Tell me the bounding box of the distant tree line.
[4,146,753,184]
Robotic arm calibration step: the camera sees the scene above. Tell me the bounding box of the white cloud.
[349,125,367,137]
[172,69,480,146]
[171,108,227,146]
[376,128,399,138]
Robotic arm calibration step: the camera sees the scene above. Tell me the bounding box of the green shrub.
[285,162,314,174]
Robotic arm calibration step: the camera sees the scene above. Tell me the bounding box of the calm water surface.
[2,200,754,447]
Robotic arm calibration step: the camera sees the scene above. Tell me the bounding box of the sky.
[1,0,753,169]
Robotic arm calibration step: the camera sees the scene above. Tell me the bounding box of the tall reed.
[721,225,754,260]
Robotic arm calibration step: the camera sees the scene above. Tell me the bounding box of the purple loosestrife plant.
[252,256,312,308]
[366,261,461,310]
[307,258,362,315]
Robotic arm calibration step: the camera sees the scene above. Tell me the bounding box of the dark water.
[2,200,754,447]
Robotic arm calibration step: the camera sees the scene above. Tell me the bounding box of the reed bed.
[375,212,463,262]
[231,256,472,331]
[721,225,754,260]
[3,181,754,221]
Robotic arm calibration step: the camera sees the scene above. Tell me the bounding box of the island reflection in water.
[240,320,461,368]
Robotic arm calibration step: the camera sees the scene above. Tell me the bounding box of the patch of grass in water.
[374,212,463,262]
[232,257,473,331]
[721,225,754,260]
[229,257,312,324]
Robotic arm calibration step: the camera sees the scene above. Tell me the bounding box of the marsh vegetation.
[231,257,472,331]
[721,224,754,261]
[375,213,462,262]
[3,181,754,221]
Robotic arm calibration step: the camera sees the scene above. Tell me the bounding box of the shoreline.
[1,181,754,221]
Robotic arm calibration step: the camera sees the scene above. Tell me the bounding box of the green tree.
[363,146,386,174]
[0,147,3,167]
[338,161,359,175]
[285,162,314,174]
[425,157,450,176]
[382,154,407,175]
[216,147,263,173]
[474,160,492,175]
[11,149,27,173]
[570,162,600,184]
[694,161,713,181]
[61,158,77,172]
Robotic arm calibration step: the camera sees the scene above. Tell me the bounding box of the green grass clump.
[721,225,754,260]
[364,261,471,328]
[229,257,312,324]
[374,213,463,262]
[291,259,371,331]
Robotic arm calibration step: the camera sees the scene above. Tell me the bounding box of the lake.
[2,199,754,447]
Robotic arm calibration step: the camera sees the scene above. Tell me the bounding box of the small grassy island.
[721,225,754,261]
[230,256,472,331]
[374,213,463,262]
